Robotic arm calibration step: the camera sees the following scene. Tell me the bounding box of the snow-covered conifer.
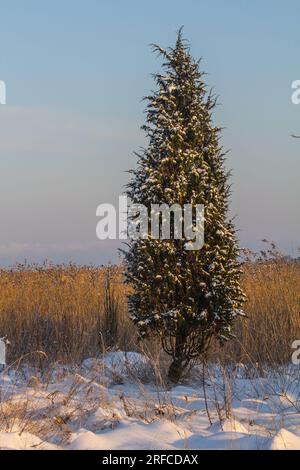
[124,29,246,383]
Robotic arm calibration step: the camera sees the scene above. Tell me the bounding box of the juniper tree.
[124,30,246,383]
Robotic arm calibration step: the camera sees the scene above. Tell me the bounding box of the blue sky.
[0,0,299,265]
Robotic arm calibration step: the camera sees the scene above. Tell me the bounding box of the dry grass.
[224,251,300,365]
[0,247,299,368]
[0,263,135,366]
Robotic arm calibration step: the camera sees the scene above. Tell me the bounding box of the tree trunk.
[167,357,186,384]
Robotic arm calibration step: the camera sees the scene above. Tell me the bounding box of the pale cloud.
[0,242,95,256]
[0,106,140,157]
[0,240,122,266]
[0,241,121,255]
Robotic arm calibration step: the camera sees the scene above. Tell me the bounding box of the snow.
[0,431,60,450]
[269,429,300,450]
[1,353,300,450]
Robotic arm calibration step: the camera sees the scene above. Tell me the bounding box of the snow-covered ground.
[1,352,300,450]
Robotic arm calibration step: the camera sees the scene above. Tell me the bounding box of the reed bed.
[0,250,299,368]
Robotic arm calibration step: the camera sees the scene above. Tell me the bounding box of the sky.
[0,0,299,266]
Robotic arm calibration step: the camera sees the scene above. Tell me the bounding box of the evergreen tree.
[124,30,246,384]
